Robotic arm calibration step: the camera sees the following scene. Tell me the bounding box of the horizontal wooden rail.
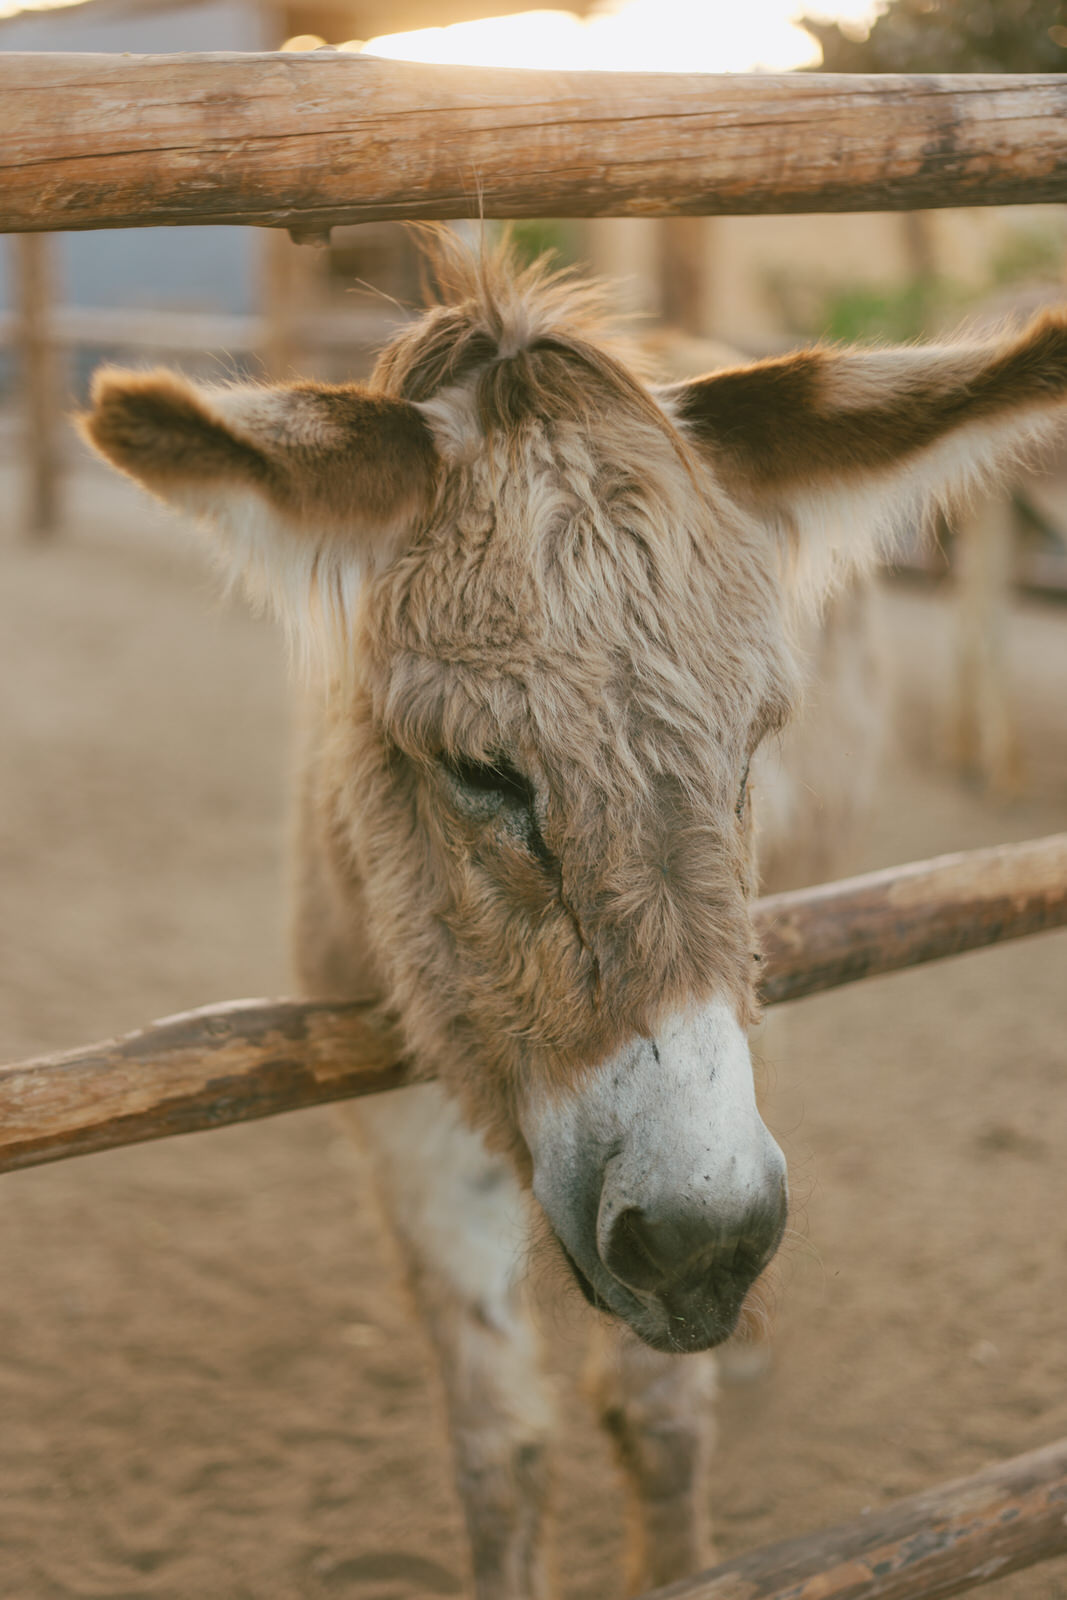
[755,831,1067,1006]
[1,835,1063,1176]
[3,56,1067,235]
[0,999,407,1176]
[642,1436,1067,1600]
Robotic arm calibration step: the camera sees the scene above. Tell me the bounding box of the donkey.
[82,239,1067,1598]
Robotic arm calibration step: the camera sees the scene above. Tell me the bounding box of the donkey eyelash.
[444,753,532,807]
[441,753,556,868]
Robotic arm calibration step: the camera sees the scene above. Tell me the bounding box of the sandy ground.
[1,454,1065,1600]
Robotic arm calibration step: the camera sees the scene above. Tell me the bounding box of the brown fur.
[81,236,1067,1172]
[671,314,1067,495]
[83,367,438,531]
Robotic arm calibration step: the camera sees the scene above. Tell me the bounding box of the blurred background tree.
[779,0,1067,345]
[802,0,1067,76]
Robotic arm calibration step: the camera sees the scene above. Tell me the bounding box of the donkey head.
[84,242,1067,1352]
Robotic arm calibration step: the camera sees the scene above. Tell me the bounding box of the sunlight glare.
[0,0,89,15]
[358,0,884,75]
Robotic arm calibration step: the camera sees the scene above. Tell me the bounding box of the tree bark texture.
[3,56,1067,234]
[1,835,1063,1176]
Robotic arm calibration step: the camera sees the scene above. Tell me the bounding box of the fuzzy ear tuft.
[662,311,1067,609]
[80,367,438,528]
[80,368,441,670]
[82,367,286,506]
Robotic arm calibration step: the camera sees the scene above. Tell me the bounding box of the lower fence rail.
[3,838,1066,1600]
[639,1436,1067,1600]
[1,833,1064,1176]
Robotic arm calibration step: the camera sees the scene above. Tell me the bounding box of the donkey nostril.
[601,1203,668,1292]
[602,1189,787,1302]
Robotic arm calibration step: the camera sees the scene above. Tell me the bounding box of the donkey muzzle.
[523,997,788,1353]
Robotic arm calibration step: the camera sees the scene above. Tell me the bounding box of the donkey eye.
[441,754,554,865]
[445,754,532,807]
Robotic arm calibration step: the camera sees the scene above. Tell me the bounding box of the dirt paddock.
[1,456,1065,1600]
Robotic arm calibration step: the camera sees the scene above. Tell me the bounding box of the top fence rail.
[3,56,1067,235]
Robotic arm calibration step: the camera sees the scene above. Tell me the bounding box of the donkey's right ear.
[80,369,440,644]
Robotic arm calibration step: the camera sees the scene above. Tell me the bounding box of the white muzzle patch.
[521,998,787,1352]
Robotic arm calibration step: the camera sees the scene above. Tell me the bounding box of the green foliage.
[988,223,1066,284]
[764,264,958,343]
[493,220,583,270]
[811,278,953,342]
[802,0,1067,75]
[782,2,1067,345]
[764,214,1065,345]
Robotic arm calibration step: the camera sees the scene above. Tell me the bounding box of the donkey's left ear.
[661,314,1067,605]
[81,369,440,651]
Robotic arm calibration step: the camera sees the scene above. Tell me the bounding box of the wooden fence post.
[659,217,711,335]
[260,226,299,379]
[12,232,62,537]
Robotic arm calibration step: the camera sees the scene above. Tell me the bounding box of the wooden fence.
[4,57,1067,234]
[657,1437,1067,1600]
[3,834,1065,1176]
[2,834,1065,1597]
[3,52,1067,1600]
